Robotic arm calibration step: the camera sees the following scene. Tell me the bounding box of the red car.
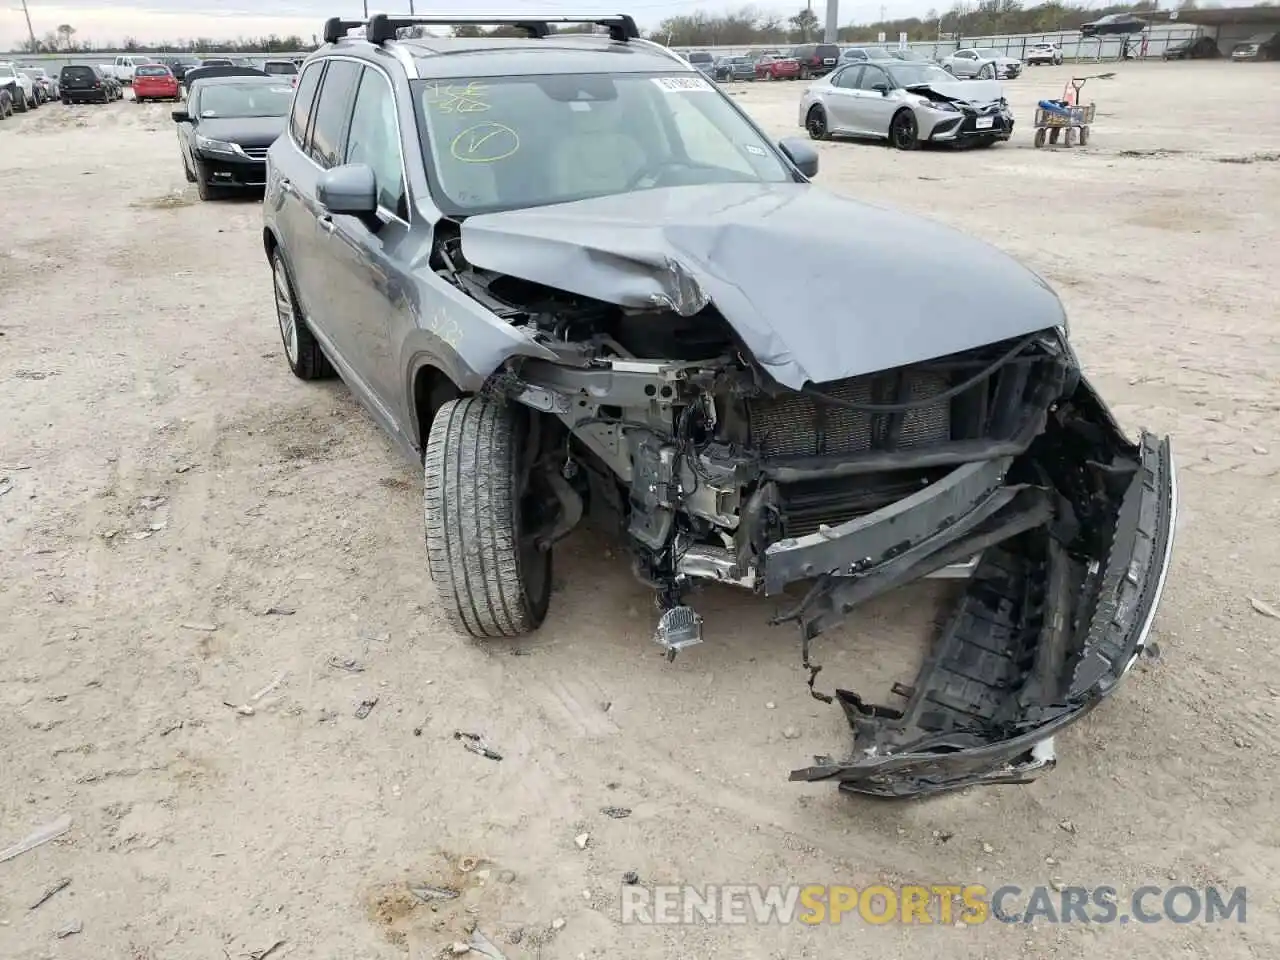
[133,64,180,103]
[754,54,801,80]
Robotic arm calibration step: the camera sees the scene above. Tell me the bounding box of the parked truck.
[101,54,160,84]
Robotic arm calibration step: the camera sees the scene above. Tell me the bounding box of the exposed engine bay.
[429,216,1176,797]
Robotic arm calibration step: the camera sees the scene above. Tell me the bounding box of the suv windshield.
[415,73,792,215]
[888,62,957,86]
[197,82,293,118]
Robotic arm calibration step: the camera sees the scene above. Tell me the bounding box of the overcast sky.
[0,0,1257,49]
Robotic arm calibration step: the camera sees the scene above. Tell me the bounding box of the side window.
[345,67,407,219]
[290,61,323,148]
[834,66,863,89]
[858,66,888,90]
[308,59,362,169]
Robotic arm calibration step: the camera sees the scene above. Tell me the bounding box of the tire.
[800,65,810,80]
[1079,125,1090,146]
[13,90,27,113]
[890,108,919,150]
[270,249,333,380]
[1049,128,1060,145]
[182,155,196,182]
[979,63,995,79]
[1034,127,1046,148]
[805,105,829,141]
[424,397,552,639]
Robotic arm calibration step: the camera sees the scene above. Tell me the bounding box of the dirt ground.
[2,60,1279,960]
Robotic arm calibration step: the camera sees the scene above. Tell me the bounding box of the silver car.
[939,47,1022,79]
[799,60,1013,149]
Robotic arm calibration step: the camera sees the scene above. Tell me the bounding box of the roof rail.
[322,16,366,45]
[364,13,640,44]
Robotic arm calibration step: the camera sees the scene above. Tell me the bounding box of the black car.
[160,56,202,81]
[173,75,292,199]
[59,64,114,104]
[179,64,267,94]
[1162,36,1219,60]
[789,42,841,78]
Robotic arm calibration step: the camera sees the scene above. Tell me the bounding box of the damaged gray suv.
[263,14,1176,798]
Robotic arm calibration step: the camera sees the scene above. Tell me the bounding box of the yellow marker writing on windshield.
[449,122,520,163]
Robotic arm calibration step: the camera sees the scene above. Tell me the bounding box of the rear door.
[268,58,328,327]
[287,58,363,366]
[823,65,863,133]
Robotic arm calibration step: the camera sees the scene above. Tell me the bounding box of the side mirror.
[777,137,819,179]
[872,82,889,95]
[317,163,378,217]
[171,109,189,122]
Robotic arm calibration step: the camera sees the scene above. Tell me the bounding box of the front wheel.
[890,109,919,150]
[978,63,995,79]
[1034,127,1047,148]
[424,397,552,640]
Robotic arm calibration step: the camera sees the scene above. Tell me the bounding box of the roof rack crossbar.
[323,16,367,45]
[364,13,640,44]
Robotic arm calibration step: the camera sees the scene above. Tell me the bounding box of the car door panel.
[318,63,416,444]
[824,66,862,133]
[858,66,898,136]
[270,60,327,332]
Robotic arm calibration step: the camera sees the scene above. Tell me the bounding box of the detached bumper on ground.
[788,427,1175,797]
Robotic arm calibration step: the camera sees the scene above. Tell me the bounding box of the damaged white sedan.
[263,13,1176,799]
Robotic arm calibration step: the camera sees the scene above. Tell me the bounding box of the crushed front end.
[434,214,1176,799]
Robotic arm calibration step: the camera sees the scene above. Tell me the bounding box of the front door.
[852,64,899,137]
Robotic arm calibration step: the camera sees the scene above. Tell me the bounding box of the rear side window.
[289,61,324,148]
[816,45,840,59]
[308,59,362,169]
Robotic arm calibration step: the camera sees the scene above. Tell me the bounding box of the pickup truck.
[0,61,36,111]
[101,54,160,84]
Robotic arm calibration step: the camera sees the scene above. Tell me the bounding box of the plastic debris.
[468,930,507,960]
[55,920,83,939]
[601,806,632,819]
[574,833,589,850]
[355,697,378,719]
[1251,598,1280,620]
[409,883,460,903]
[454,730,502,761]
[0,815,72,864]
[30,877,71,910]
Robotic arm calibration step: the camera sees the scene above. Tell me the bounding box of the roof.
[1155,5,1280,27]
[323,34,688,80]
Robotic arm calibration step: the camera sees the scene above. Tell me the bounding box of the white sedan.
[939,48,1023,79]
[799,60,1013,149]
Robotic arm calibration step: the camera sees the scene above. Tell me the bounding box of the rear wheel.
[1034,127,1047,148]
[805,105,829,141]
[424,397,553,640]
[890,109,919,150]
[1079,125,1090,146]
[14,91,27,113]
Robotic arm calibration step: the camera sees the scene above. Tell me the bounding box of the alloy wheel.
[806,106,827,140]
[272,258,299,366]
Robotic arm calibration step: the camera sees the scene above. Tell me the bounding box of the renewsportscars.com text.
[620,884,1247,926]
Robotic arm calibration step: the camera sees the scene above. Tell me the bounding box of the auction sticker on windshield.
[652,76,713,93]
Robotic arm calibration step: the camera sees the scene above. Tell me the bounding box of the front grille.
[776,471,945,538]
[748,368,951,458]
[239,146,269,160]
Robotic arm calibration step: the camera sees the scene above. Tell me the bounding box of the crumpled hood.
[907,79,1004,104]
[459,182,1066,389]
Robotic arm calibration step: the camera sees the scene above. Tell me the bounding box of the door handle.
[318,214,336,234]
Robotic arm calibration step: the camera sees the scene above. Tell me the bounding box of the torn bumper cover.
[788,431,1176,797]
